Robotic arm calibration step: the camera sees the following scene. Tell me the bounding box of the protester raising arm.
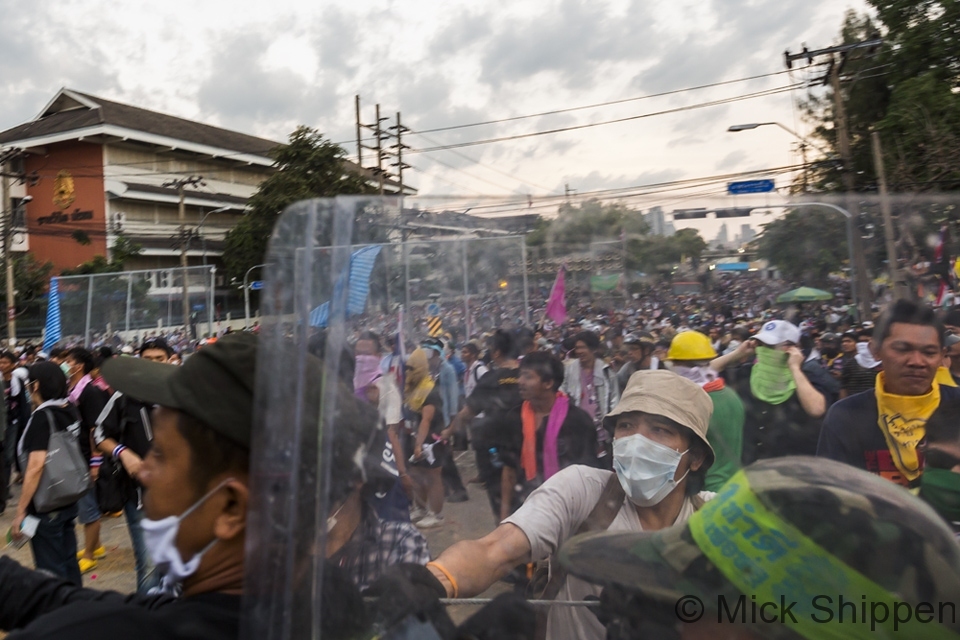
[786,346,827,418]
[709,338,755,372]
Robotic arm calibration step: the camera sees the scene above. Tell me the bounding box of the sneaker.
[409,506,427,522]
[447,489,469,503]
[416,513,445,529]
[77,546,106,560]
[78,557,98,574]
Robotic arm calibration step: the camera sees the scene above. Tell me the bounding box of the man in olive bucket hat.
[560,456,960,639]
[425,370,716,640]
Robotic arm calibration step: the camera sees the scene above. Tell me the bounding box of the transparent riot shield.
[243,196,402,639]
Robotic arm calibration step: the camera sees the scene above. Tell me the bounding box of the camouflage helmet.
[560,456,960,638]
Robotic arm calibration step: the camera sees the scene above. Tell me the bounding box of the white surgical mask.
[141,478,233,594]
[613,434,688,507]
[664,362,718,387]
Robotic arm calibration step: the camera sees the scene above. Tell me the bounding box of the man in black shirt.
[819,300,960,489]
[0,334,258,639]
[497,351,599,519]
[443,330,522,520]
[63,347,109,575]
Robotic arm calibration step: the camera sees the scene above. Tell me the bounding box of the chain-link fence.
[55,265,216,347]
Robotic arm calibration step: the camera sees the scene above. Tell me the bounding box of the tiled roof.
[0,89,279,156]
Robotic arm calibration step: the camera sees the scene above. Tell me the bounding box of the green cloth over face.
[920,467,960,527]
[750,346,796,405]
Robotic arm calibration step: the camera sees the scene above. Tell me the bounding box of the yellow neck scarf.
[404,348,436,412]
[875,372,940,482]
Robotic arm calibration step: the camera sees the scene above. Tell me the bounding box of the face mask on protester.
[60,362,72,378]
[613,433,688,507]
[664,362,718,387]
[141,478,233,594]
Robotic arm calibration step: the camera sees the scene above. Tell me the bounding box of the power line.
[414,132,556,193]
[412,162,810,214]
[408,69,797,136]
[408,84,805,154]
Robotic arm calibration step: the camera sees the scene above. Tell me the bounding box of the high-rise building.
[643,206,675,237]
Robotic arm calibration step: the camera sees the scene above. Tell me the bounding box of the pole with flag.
[934,225,952,307]
[42,277,61,352]
[389,305,406,392]
[542,263,567,328]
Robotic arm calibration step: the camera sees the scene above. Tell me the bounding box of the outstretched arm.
[427,523,532,598]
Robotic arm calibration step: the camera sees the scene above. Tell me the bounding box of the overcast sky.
[1,0,870,237]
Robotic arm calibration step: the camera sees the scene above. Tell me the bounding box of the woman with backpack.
[12,361,87,585]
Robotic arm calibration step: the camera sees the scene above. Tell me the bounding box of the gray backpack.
[20,409,90,513]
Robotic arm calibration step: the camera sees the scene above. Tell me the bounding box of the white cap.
[754,320,801,346]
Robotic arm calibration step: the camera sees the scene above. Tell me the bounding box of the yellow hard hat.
[667,330,717,361]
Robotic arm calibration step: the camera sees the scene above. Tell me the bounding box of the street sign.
[727,179,775,195]
[250,280,264,291]
[427,317,443,337]
[426,303,440,317]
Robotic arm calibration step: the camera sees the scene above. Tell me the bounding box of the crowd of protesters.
[0,270,959,638]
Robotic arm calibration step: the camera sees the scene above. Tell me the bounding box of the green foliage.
[803,4,960,192]
[61,235,143,275]
[756,208,848,285]
[222,126,377,282]
[0,253,55,314]
[630,228,708,272]
[526,198,648,247]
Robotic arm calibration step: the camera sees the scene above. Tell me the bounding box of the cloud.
[475,0,656,90]
[0,0,120,132]
[556,167,687,195]
[715,149,747,171]
[195,28,340,140]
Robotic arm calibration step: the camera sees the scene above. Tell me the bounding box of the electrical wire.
[408,69,797,135]
[408,84,805,154]
[414,132,556,194]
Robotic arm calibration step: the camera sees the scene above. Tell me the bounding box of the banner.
[590,273,622,292]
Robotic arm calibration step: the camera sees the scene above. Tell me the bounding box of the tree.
[630,229,707,274]
[802,5,960,193]
[0,253,55,317]
[222,126,377,283]
[756,208,848,285]
[526,198,648,249]
[61,234,143,275]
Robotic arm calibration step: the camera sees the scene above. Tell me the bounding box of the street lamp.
[244,263,268,329]
[195,205,232,268]
[727,122,833,158]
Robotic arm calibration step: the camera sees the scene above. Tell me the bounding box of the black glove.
[364,563,457,640]
[320,562,370,640]
[455,592,535,640]
[594,585,681,640]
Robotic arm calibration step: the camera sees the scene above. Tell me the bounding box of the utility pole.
[0,148,26,348]
[1,162,13,347]
[830,57,873,321]
[390,112,410,195]
[357,100,392,194]
[163,175,204,340]
[785,38,882,321]
[355,95,363,167]
[871,131,906,299]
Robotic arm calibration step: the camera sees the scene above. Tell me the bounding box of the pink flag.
[544,265,567,325]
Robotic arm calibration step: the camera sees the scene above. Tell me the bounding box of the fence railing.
[54,265,216,347]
